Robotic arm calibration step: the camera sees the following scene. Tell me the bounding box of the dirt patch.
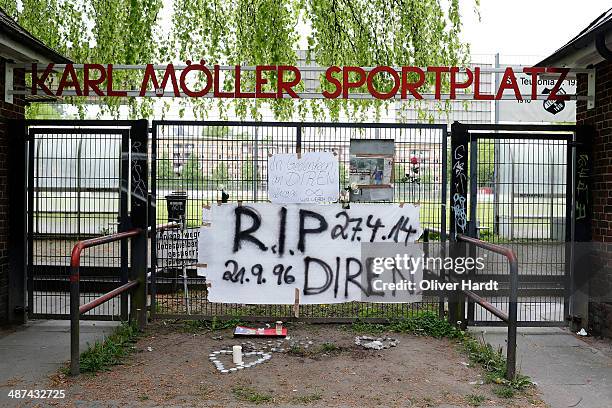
[46,322,544,407]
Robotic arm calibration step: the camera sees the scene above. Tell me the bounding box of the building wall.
[576,59,612,337]
[0,58,26,324]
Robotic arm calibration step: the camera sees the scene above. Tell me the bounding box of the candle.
[232,345,243,365]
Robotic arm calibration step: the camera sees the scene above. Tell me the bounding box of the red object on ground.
[233,326,288,338]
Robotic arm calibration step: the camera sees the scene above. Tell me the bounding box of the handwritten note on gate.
[201,203,422,304]
[267,152,339,203]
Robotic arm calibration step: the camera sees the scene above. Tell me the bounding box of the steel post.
[130,120,149,330]
[69,264,80,376]
[506,253,519,380]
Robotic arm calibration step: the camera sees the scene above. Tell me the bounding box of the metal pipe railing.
[147,221,180,234]
[79,280,139,315]
[70,228,142,376]
[69,222,183,376]
[457,234,519,380]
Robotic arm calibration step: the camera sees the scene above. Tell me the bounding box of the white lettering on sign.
[202,203,422,304]
[267,152,339,203]
[157,228,199,267]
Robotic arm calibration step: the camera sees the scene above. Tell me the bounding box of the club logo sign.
[498,73,576,122]
[542,87,567,115]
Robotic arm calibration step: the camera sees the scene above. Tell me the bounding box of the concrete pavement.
[472,326,612,408]
[0,320,119,406]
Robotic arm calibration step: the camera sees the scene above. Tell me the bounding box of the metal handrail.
[69,221,182,375]
[79,280,139,315]
[70,228,142,376]
[457,234,519,380]
[147,221,180,234]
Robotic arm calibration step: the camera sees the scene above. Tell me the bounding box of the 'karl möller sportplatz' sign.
[25,62,581,101]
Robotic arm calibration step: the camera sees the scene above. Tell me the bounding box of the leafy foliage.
[157,152,176,180]
[211,162,229,187]
[1,0,163,118]
[477,140,495,186]
[241,160,255,181]
[2,0,476,120]
[181,154,203,183]
[171,0,473,120]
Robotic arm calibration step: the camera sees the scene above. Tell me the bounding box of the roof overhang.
[0,32,69,64]
[537,30,612,68]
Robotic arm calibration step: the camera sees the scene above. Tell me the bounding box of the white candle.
[232,345,243,364]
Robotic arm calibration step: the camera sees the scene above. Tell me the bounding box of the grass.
[320,342,338,352]
[350,311,464,339]
[493,386,516,398]
[292,392,323,404]
[154,196,449,231]
[231,386,274,404]
[466,393,486,406]
[287,341,344,358]
[463,335,532,391]
[179,317,245,333]
[155,291,442,319]
[76,322,140,374]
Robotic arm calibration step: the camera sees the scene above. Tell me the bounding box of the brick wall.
[0,58,26,324]
[576,59,612,337]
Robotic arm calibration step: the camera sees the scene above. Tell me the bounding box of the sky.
[458,0,611,61]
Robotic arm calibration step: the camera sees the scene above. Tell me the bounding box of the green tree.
[211,163,229,188]
[1,0,163,118]
[171,0,474,120]
[241,160,254,181]
[181,154,203,184]
[2,0,475,120]
[477,141,495,187]
[202,126,231,138]
[157,151,175,185]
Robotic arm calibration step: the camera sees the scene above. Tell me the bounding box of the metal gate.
[150,121,448,321]
[452,123,581,327]
[21,119,584,326]
[25,121,138,320]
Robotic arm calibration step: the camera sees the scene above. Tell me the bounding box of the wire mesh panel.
[28,128,128,319]
[151,121,447,321]
[469,131,572,326]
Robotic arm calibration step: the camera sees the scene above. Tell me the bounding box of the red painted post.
[457,234,518,380]
[69,229,141,376]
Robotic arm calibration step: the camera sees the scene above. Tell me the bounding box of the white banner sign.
[267,152,339,203]
[200,203,422,304]
[498,73,576,123]
[157,228,199,267]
